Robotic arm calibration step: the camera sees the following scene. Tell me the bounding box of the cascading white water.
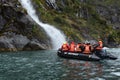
[19,0,66,50]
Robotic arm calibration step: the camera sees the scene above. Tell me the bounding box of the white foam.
[111,72,120,76]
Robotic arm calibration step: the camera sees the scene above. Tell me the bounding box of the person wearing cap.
[75,43,83,53]
[93,40,105,56]
[95,40,103,51]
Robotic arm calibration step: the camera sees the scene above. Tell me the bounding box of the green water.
[0,48,120,80]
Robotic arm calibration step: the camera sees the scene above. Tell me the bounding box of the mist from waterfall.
[19,0,66,50]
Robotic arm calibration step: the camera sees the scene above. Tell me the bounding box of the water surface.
[0,48,120,80]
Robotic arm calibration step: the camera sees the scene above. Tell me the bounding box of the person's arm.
[80,45,85,51]
[90,46,92,51]
[94,44,100,49]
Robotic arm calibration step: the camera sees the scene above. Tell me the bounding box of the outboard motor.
[94,49,108,59]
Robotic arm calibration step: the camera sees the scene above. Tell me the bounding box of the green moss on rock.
[33,0,120,46]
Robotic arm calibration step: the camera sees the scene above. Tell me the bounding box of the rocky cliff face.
[33,0,120,47]
[0,0,51,51]
[0,0,119,52]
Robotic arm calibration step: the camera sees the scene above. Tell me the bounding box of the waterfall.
[19,0,66,50]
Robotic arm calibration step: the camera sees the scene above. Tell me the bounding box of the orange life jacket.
[69,43,75,52]
[83,44,91,54]
[61,44,69,51]
[75,44,82,52]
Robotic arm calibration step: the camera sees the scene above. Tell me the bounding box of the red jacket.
[83,44,91,54]
[69,42,76,52]
[61,44,69,51]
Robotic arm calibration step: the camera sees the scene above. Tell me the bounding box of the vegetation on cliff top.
[33,0,120,46]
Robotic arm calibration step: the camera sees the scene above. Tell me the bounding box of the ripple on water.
[111,72,120,76]
[15,57,29,63]
[90,77,106,80]
[0,49,120,80]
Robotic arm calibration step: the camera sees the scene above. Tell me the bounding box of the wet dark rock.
[0,33,30,51]
[0,32,48,51]
[0,36,17,51]
[23,39,46,51]
[11,34,30,50]
[0,0,51,51]
[0,15,6,30]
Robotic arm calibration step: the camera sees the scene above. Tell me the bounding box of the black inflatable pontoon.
[57,49,117,61]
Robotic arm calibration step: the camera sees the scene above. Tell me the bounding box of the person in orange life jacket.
[93,40,104,56]
[83,42,92,54]
[75,43,82,52]
[95,40,103,51]
[69,41,76,52]
[61,42,69,51]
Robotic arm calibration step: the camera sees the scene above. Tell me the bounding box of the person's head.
[98,40,103,44]
[98,40,102,42]
[98,38,102,41]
